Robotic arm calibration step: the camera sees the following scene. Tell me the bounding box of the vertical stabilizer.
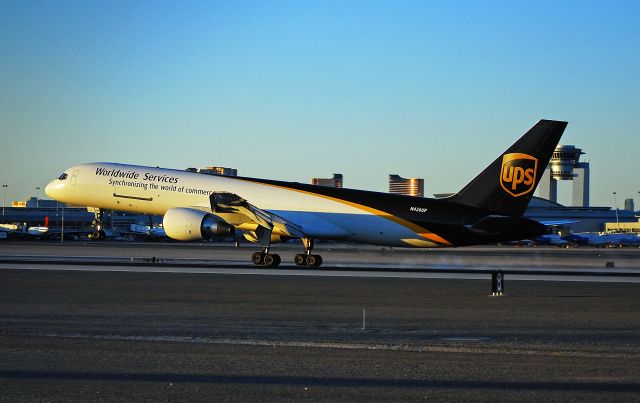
[449,120,567,216]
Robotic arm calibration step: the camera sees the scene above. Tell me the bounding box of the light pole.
[2,184,7,219]
[61,203,64,243]
[612,192,619,231]
[35,187,41,208]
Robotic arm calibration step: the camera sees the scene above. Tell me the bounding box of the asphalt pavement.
[0,249,639,401]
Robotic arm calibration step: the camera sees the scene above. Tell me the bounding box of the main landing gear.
[294,238,323,267]
[87,208,106,240]
[294,253,322,267]
[251,247,281,267]
[249,237,323,267]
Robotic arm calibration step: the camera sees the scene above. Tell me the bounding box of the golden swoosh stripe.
[239,179,453,246]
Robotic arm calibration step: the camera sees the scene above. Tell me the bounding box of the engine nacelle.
[163,207,234,241]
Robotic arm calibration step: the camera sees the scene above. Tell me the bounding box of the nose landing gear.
[87,208,106,240]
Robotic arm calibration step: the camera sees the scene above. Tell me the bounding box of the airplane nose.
[45,181,59,200]
[44,182,54,198]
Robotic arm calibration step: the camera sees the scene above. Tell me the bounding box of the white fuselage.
[45,162,434,247]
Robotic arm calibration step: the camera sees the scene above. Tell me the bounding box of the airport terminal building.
[0,200,162,240]
[524,196,638,233]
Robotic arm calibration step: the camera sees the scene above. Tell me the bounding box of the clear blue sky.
[1,0,639,208]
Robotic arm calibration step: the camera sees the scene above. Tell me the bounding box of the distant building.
[196,166,238,176]
[25,197,60,208]
[0,205,94,229]
[388,175,424,197]
[624,198,634,212]
[312,174,343,188]
[524,196,637,233]
[11,198,60,208]
[605,220,640,233]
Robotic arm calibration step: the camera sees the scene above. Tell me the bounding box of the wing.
[538,220,579,226]
[209,192,306,245]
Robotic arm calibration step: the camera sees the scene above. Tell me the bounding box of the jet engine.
[163,207,234,241]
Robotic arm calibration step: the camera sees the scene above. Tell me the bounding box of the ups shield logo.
[500,153,538,197]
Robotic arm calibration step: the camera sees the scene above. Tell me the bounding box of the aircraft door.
[70,170,79,185]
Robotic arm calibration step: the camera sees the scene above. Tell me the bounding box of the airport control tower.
[538,145,590,207]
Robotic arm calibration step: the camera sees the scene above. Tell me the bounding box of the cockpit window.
[58,173,68,180]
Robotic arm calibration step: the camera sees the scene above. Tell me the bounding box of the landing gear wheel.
[294,254,307,266]
[264,255,280,267]
[252,252,281,267]
[88,230,106,240]
[267,254,281,266]
[251,252,264,265]
[294,253,323,267]
[306,254,322,267]
[89,209,105,240]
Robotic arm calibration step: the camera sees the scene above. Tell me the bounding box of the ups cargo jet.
[45,120,567,267]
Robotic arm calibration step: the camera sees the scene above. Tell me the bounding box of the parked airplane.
[534,234,576,248]
[26,226,49,236]
[567,232,640,248]
[45,120,567,267]
[129,224,167,239]
[621,235,640,247]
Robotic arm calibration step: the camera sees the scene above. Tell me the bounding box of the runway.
[1,241,639,283]
[1,242,639,400]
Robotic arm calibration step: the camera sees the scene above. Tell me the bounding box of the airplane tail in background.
[449,119,567,217]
